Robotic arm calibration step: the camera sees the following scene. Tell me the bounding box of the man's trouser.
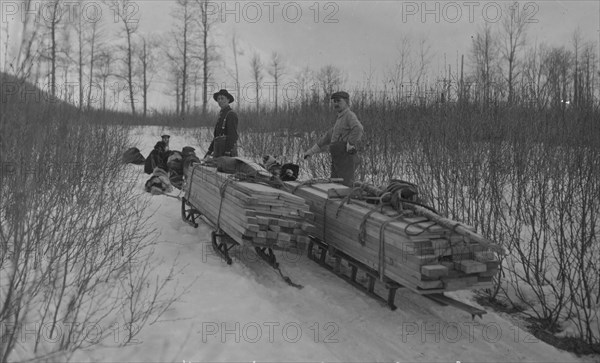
[329,141,359,187]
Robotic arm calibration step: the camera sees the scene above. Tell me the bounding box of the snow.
[72,126,594,362]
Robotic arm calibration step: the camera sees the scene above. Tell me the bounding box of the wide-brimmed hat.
[213,89,234,103]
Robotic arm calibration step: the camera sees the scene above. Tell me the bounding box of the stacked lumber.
[285,181,501,294]
[184,162,314,252]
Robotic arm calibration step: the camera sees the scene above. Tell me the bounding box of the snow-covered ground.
[74,126,595,362]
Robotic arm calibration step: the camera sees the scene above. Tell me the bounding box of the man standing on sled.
[303,91,364,187]
[205,89,239,158]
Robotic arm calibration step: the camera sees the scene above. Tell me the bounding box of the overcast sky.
[2,0,599,111]
[135,0,600,109]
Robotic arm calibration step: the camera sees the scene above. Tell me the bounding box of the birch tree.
[470,23,500,105]
[250,53,264,111]
[195,0,220,114]
[267,52,285,112]
[500,1,528,104]
[108,0,139,114]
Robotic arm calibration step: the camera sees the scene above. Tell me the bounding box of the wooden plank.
[421,265,449,278]
[455,259,487,274]
[284,180,500,294]
[184,164,314,253]
[310,183,353,198]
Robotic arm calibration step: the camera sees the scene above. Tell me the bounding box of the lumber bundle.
[184,162,314,252]
[285,181,501,294]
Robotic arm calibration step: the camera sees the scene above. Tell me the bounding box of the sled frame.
[181,196,301,288]
[307,236,403,310]
[181,196,202,228]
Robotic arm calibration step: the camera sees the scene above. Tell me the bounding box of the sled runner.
[181,157,312,287]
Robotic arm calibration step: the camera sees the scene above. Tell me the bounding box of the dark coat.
[207,106,238,157]
[144,149,168,175]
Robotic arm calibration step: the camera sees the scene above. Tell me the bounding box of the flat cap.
[331,91,350,100]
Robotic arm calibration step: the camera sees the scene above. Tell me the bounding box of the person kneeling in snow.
[144,141,168,175]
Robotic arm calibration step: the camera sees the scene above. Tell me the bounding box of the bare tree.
[0,111,186,361]
[500,1,528,104]
[195,0,220,114]
[569,28,596,107]
[86,20,101,109]
[170,0,196,117]
[544,46,573,109]
[108,0,139,114]
[470,23,500,105]
[135,34,160,117]
[294,66,315,104]
[6,0,43,80]
[250,53,264,111]
[163,42,183,115]
[573,30,581,107]
[412,37,432,90]
[522,43,550,109]
[94,48,115,111]
[267,52,285,112]
[385,35,411,103]
[45,0,63,98]
[383,35,431,103]
[71,4,97,109]
[57,18,75,102]
[317,64,347,101]
[226,32,243,104]
[578,42,598,107]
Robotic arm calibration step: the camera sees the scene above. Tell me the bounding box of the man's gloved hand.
[203,152,212,159]
[224,151,231,157]
[346,142,357,154]
[303,144,320,160]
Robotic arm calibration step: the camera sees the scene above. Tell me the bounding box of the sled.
[181,158,311,287]
[284,180,501,294]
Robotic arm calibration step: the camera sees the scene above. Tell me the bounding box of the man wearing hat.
[205,89,239,158]
[161,135,170,151]
[303,91,364,186]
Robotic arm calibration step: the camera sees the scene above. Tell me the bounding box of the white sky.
[130,0,600,110]
[1,0,599,111]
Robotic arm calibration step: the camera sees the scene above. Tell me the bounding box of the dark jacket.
[144,149,168,174]
[207,106,238,156]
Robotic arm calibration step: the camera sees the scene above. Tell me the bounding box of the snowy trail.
[76,127,591,362]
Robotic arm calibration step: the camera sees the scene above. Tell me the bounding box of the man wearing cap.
[205,89,239,158]
[144,141,168,175]
[303,91,364,186]
[161,135,170,151]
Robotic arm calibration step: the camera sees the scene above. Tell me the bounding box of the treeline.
[3,1,597,119]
